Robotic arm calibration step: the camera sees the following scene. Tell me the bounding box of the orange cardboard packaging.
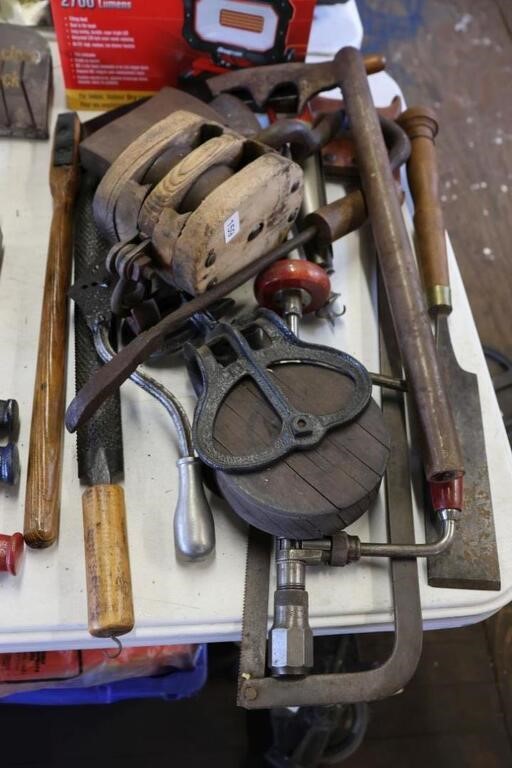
[51,0,316,110]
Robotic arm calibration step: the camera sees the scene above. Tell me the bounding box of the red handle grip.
[430,476,463,512]
[0,532,24,575]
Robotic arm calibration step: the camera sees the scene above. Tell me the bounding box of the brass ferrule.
[427,285,452,313]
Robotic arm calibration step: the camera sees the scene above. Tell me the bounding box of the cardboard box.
[51,0,316,110]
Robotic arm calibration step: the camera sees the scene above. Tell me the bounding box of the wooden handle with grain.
[306,180,403,250]
[396,106,451,313]
[82,484,134,638]
[364,53,387,76]
[24,121,81,548]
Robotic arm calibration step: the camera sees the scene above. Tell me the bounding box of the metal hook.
[315,292,346,328]
[103,635,123,660]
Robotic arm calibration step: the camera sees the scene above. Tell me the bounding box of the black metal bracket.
[186,309,372,472]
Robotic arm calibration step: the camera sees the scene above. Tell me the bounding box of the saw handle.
[397,107,451,314]
[82,484,134,638]
[24,123,81,548]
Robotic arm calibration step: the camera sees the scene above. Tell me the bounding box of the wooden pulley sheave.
[93,110,304,297]
[183,251,390,538]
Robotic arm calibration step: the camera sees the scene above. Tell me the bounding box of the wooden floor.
[345,625,512,767]
[345,1,512,765]
[359,0,512,360]
[359,0,512,424]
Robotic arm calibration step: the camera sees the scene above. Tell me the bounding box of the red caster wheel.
[254,259,331,314]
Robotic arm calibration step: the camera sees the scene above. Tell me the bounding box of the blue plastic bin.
[0,644,207,705]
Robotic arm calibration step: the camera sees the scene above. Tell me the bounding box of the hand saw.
[236,271,423,708]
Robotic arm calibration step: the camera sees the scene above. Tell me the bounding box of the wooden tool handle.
[397,107,451,313]
[307,179,404,250]
[364,53,386,76]
[24,186,78,547]
[305,189,368,247]
[82,484,134,638]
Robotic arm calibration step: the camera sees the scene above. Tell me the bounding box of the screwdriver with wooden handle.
[24,113,81,548]
[397,106,500,590]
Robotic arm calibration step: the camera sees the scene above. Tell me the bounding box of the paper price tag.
[224,211,240,243]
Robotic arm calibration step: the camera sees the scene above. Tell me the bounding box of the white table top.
[0,20,511,653]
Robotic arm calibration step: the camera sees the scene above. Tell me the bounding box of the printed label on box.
[50,0,315,110]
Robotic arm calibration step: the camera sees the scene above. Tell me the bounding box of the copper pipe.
[334,47,463,482]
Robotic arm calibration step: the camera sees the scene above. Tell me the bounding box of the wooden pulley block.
[214,363,390,538]
[94,110,213,242]
[93,110,304,296]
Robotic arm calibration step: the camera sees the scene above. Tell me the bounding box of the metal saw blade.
[237,526,272,706]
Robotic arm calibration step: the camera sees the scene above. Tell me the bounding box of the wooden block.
[80,87,227,178]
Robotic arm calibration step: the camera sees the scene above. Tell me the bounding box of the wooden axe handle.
[24,114,81,548]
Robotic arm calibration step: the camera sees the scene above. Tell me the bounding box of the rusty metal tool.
[187,310,373,474]
[236,274,423,710]
[206,44,461,481]
[252,257,344,679]
[212,256,388,540]
[72,173,134,639]
[310,94,403,180]
[333,47,463,483]
[65,229,315,433]
[299,150,333,271]
[94,327,215,561]
[64,113,411,436]
[0,24,52,140]
[398,107,500,591]
[70,181,214,562]
[24,112,81,548]
[207,52,386,114]
[74,174,124,490]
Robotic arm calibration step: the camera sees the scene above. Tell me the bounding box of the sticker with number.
[223,211,240,244]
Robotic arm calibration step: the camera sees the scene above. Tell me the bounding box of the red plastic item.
[51,0,316,111]
[0,532,24,575]
[429,476,463,512]
[0,644,199,698]
[255,259,331,313]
